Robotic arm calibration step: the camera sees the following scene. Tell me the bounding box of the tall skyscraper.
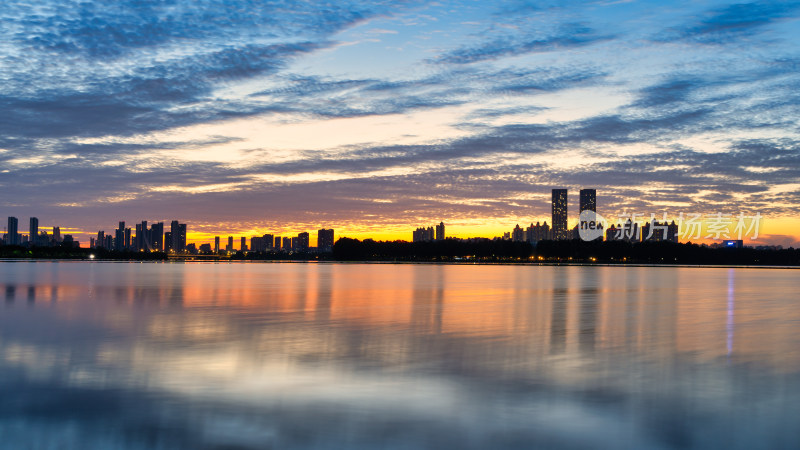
[579,189,596,213]
[274,236,281,249]
[53,226,61,243]
[296,232,309,252]
[226,236,233,252]
[579,189,601,241]
[551,189,568,240]
[96,230,105,248]
[240,236,247,251]
[435,222,445,241]
[115,222,125,251]
[29,217,38,246]
[136,221,148,251]
[150,222,164,251]
[214,236,220,253]
[170,221,187,253]
[7,217,19,245]
[317,229,334,253]
[124,227,131,249]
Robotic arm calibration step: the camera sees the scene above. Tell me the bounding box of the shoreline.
[1,258,798,269]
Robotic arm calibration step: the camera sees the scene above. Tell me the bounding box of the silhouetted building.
[578,189,602,242]
[608,219,640,242]
[605,224,618,241]
[413,226,435,242]
[274,236,281,249]
[318,229,334,253]
[170,220,187,253]
[551,189,568,240]
[136,221,149,251]
[199,243,212,253]
[29,217,38,246]
[150,222,164,251]
[164,232,173,251]
[96,231,105,249]
[63,234,77,248]
[226,236,233,252]
[642,220,678,242]
[526,221,551,243]
[7,217,19,245]
[282,236,292,251]
[185,243,197,254]
[250,233,274,252]
[115,222,125,251]
[579,189,596,213]
[722,239,743,249]
[512,224,525,242]
[240,236,247,252]
[214,236,220,253]
[53,226,61,243]
[435,222,445,241]
[295,232,309,252]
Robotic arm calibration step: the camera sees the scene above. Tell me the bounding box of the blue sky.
[1,0,799,244]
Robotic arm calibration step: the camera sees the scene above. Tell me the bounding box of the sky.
[1,0,799,246]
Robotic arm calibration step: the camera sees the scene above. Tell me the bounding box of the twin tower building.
[551,188,596,240]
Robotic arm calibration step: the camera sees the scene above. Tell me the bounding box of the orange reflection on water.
[3,262,800,373]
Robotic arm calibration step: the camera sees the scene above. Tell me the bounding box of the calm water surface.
[1,261,799,449]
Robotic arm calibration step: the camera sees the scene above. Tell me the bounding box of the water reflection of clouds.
[1,263,800,448]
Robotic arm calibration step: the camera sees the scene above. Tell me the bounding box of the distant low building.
[722,239,743,249]
[642,220,678,242]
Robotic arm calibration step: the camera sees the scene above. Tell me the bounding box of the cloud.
[432,23,613,64]
[1,0,799,240]
[654,1,800,44]
[10,1,399,59]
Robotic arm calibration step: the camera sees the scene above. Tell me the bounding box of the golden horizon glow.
[49,215,800,248]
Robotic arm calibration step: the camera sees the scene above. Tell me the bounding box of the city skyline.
[1,1,799,246]
[1,186,770,249]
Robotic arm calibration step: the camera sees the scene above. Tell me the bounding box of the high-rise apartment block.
[317,229,334,253]
[29,217,38,246]
[170,220,187,253]
[7,217,19,245]
[579,189,596,213]
[435,222,445,241]
[413,226,435,242]
[295,232,309,252]
[551,189,568,240]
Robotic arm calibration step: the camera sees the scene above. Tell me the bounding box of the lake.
[1,261,799,449]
